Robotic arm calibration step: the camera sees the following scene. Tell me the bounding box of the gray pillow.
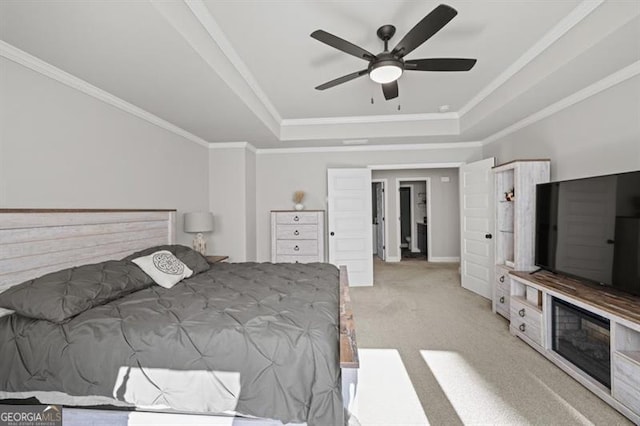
[123,245,210,274]
[0,260,153,323]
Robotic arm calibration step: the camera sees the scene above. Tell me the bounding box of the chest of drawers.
[271,210,325,263]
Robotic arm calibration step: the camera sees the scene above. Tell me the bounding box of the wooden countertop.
[511,270,640,324]
[339,265,359,369]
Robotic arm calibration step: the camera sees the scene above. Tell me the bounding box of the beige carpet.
[349,258,631,425]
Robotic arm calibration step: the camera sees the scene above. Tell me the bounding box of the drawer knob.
[519,308,525,317]
[499,275,505,283]
[294,245,300,251]
[293,215,300,222]
[519,323,526,332]
[294,230,300,236]
[499,296,505,303]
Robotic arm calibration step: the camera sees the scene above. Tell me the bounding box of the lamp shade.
[183,212,213,233]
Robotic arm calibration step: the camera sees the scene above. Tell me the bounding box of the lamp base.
[192,233,207,256]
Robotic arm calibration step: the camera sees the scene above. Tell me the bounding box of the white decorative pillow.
[132,250,193,289]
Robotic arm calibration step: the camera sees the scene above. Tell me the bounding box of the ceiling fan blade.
[392,4,458,58]
[382,81,398,100]
[315,69,368,90]
[405,58,477,71]
[311,30,376,61]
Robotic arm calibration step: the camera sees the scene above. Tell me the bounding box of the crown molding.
[482,60,640,146]
[458,0,604,118]
[256,141,481,155]
[0,40,210,149]
[281,112,459,127]
[208,141,257,153]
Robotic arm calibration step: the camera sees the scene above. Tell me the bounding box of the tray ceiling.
[0,0,638,148]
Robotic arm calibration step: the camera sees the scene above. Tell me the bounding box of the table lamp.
[183,212,213,255]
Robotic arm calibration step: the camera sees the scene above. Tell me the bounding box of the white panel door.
[459,158,495,299]
[328,168,373,287]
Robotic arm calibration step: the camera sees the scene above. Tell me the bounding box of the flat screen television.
[535,170,640,297]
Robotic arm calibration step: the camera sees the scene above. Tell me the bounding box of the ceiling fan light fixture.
[369,62,403,84]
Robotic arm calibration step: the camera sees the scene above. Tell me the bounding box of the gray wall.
[483,75,640,180]
[0,57,209,245]
[372,169,460,260]
[255,147,482,262]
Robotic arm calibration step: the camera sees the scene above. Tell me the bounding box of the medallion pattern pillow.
[132,250,193,289]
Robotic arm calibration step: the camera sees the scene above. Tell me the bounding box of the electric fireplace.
[552,297,611,388]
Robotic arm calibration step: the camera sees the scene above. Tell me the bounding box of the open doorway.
[368,166,461,276]
[371,179,387,261]
[398,179,429,261]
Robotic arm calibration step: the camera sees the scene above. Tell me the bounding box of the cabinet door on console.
[494,266,511,319]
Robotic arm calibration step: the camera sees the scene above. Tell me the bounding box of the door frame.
[399,185,414,251]
[396,177,432,261]
[371,178,388,261]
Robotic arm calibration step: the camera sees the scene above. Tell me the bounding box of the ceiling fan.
[311,4,477,101]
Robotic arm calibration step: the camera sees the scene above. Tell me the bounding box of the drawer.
[613,352,640,415]
[275,255,320,264]
[276,224,318,240]
[495,267,510,291]
[276,212,318,225]
[510,299,543,346]
[276,240,318,255]
[495,287,510,319]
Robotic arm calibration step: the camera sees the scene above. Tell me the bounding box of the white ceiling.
[1,0,639,149]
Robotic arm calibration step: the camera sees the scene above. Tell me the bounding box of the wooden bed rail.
[339,266,359,369]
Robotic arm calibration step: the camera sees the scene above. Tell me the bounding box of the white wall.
[0,58,209,245]
[245,149,257,261]
[209,147,256,261]
[255,147,482,262]
[373,170,460,260]
[483,75,640,180]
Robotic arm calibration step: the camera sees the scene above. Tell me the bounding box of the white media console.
[507,270,640,423]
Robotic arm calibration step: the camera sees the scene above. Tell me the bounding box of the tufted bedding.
[0,262,344,426]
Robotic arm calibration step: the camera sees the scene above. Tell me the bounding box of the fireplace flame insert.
[551,297,611,388]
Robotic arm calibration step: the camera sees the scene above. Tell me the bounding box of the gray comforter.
[0,262,344,425]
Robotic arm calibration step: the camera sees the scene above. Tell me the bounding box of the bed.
[0,209,358,426]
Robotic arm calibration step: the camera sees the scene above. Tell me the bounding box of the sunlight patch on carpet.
[527,373,592,424]
[349,348,429,426]
[420,350,527,424]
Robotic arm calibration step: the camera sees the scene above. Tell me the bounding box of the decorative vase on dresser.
[271,210,325,263]
[492,160,550,320]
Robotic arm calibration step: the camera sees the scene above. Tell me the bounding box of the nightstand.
[206,255,229,263]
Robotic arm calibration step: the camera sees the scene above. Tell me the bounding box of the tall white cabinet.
[271,210,325,263]
[492,160,550,319]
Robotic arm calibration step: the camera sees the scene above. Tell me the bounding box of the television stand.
[507,270,640,423]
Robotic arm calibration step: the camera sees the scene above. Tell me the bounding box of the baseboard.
[385,256,401,263]
[411,248,421,253]
[429,256,460,263]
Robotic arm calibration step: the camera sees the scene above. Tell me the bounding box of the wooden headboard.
[0,209,176,293]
